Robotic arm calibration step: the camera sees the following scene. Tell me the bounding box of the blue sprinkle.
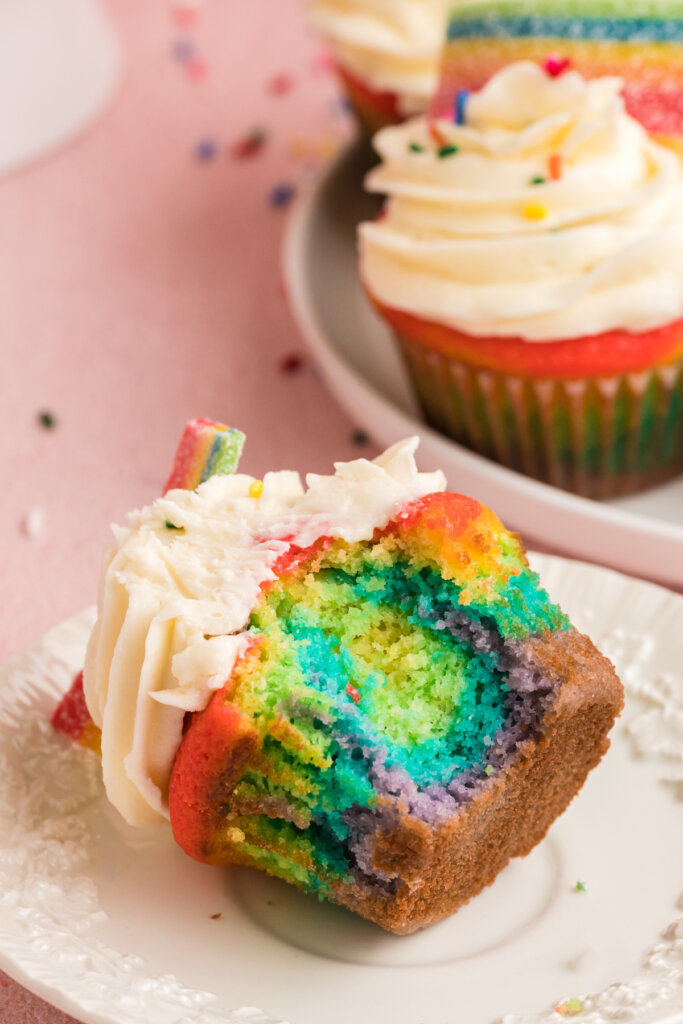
[330,95,353,117]
[172,36,196,62]
[195,138,218,162]
[454,89,469,126]
[269,183,296,208]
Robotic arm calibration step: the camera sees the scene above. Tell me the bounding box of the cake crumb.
[556,997,584,1016]
[210,912,221,920]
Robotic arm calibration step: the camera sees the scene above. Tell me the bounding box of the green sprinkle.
[165,521,183,531]
[438,144,459,158]
[530,175,547,185]
[485,765,494,776]
[409,142,424,153]
[38,410,57,429]
[575,880,587,893]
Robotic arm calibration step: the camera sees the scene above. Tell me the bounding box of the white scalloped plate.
[0,555,681,1024]
[283,139,683,590]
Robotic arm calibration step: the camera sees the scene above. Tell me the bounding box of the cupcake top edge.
[359,61,683,341]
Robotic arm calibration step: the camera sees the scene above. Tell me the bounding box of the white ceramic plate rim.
[0,554,681,1024]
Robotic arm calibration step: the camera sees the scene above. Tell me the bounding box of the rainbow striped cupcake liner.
[396,333,683,499]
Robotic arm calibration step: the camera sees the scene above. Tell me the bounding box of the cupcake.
[435,0,683,152]
[307,0,451,135]
[54,420,622,933]
[359,61,683,498]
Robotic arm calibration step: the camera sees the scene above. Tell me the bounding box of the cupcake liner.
[396,332,683,499]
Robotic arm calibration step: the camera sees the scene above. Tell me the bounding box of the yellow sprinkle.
[523,202,548,220]
[227,827,245,844]
[249,480,264,499]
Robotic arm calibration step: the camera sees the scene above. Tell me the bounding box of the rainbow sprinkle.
[545,54,572,77]
[454,89,469,125]
[164,419,246,493]
[523,202,548,220]
[549,153,563,180]
[249,480,264,499]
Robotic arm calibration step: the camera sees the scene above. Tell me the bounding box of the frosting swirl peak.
[360,62,683,341]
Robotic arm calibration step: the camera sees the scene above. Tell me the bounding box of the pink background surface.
[0,2,678,1022]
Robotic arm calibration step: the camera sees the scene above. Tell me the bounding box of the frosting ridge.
[83,439,446,827]
[360,61,683,341]
[308,0,450,115]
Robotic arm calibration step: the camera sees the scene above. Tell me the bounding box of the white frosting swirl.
[308,0,450,115]
[360,62,683,341]
[83,439,445,827]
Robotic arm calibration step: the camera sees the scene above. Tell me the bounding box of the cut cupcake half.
[168,492,622,934]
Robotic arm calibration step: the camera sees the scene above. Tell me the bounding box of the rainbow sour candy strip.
[432,0,683,143]
[163,419,246,493]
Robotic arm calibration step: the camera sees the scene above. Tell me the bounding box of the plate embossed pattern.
[0,555,681,1024]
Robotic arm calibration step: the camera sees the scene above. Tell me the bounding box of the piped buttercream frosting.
[83,439,446,827]
[308,0,450,115]
[360,61,683,341]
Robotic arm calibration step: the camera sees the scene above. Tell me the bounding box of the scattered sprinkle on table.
[311,49,334,76]
[184,56,209,82]
[351,428,369,446]
[268,72,295,96]
[279,353,304,374]
[210,912,221,920]
[38,410,57,429]
[269,183,296,208]
[170,2,201,31]
[194,138,218,162]
[230,128,268,160]
[575,880,587,893]
[530,175,547,186]
[438,144,459,159]
[329,95,352,118]
[172,36,196,62]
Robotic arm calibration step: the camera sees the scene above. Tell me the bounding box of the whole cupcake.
[307,0,451,135]
[359,61,683,499]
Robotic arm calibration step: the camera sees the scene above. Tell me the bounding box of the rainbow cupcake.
[434,0,683,151]
[55,423,622,933]
[360,62,683,498]
[307,0,451,134]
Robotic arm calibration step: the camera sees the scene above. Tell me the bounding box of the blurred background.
[0,0,368,664]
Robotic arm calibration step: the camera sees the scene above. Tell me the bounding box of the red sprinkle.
[185,56,209,82]
[279,353,304,374]
[268,73,295,96]
[544,54,572,78]
[549,153,563,180]
[428,121,448,148]
[345,683,361,704]
[171,4,200,30]
[311,49,334,75]
[229,129,267,160]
